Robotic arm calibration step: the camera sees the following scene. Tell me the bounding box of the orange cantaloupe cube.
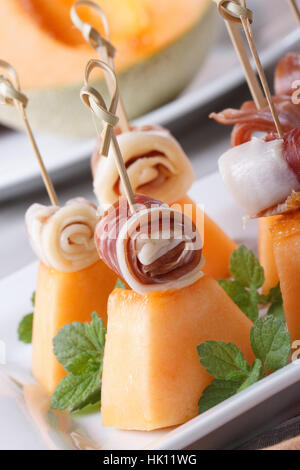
[271,212,300,344]
[174,196,237,279]
[101,276,254,430]
[258,217,280,295]
[32,261,117,395]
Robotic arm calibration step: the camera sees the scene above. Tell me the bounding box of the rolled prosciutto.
[25,198,99,272]
[92,126,195,209]
[95,194,204,294]
[210,96,300,147]
[218,129,300,217]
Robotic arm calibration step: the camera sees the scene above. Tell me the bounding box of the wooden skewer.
[239,0,283,138]
[71,0,130,133]
[288,0,300,26]
[214,0,264,110]
[215,0,283,138]
[80,59,136,212]
[0,60,58,205]
[224,21,265,110]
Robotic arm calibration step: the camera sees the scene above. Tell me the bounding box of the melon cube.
[32,261,117,395]
[101,276,254,430]
[271,212,300,343]
[258,217,280,295]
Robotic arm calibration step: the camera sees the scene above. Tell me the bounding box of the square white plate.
[1,172,300,450]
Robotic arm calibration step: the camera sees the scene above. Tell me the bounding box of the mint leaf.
[267,302,285,321]
[197,341,250,381]
[18,313,33,344]
[84,312,106,355]
[53,315,105,375]
[266,284,282,305]
[18,291,36,344]
[219,247,285,324]
[51,313,106,412]
[71,387,101,415]
[266,284,285,321]
[218,280,249,307]
[219,280,259,322]
[230,245,264,289]
[237,359,262,392]
[51,370,100,411]
[198,359,263,413]
[199,379,241,413]
[115,278,126,289]
[250,316,290,371]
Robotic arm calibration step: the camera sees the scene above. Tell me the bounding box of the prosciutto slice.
[210,96,300,147]
[26,198,99,272]
[275,52,300,96]
[92,126,195,209]
[95,194,204,294]
[218,129,300,217]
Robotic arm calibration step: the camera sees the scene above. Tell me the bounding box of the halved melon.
[173,196,237,279]
[271,212,300,343]
[101,276,254,430]
[32,260,117,395]
[0,0,216,137]
[258,217,280,295]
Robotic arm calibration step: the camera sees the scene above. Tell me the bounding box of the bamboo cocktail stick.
[0,60,58,205]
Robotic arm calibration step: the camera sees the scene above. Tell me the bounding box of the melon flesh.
[173,196,237,279]
[32,260,117,395]
[271,212,300,344]
[101,276,254,430]
[0,1,216,137]
[258,217,280,295]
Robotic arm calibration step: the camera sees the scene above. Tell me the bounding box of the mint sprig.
[219,246,284,322]
[199,379,240,413]
[197,341,250,382]
[265,284,285,321]
[18,291,35,344]
[198,316,290,413]
[51,312,106,412]
[250,316,290,371]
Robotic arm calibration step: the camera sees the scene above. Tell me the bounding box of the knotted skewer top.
[214,0,283,139]
[214,0,253,24]
[80,59,136,212]
[0,60,28,108]
[0,60,58,205]
[71,0,130,132]
[81,59,119,156]
[70,0,116,61]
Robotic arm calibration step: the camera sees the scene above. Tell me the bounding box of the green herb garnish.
[198,316,290,413]
[18,291,35,344]
[51,312,105,412]
[219,245,284,322]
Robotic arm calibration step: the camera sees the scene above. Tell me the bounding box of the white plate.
[1,172,300,450]
[1,0,300,200]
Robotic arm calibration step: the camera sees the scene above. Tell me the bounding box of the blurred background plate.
[0,0,299,201]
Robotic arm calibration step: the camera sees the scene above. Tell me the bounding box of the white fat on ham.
[218,138,300,216]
